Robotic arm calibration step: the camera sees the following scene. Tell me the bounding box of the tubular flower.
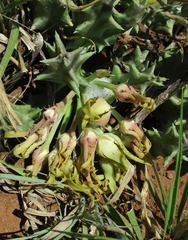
[48,132,77,183]
[119,119,151,153]
[77,128,105,198]
[96,133,150,170]
[121,134,153,164]
[27,146,49,177]
[96,133,131,172]
[114,83,156,111]
[13,126,50,159]
[81,97,111,129]
[66,166,95,200]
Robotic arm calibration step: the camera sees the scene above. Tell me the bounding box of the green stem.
[81,92,89,106]
[58,102,73,137]
[93,80,115,91]
[111,108,124,122]
[0,20,19,77]
[44,91,75,148]
[77,97,84,134]
[45,98,74,149]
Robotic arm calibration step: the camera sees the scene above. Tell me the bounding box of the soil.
[0,155,188,239]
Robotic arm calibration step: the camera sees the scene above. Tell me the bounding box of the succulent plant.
[31,0,73,31]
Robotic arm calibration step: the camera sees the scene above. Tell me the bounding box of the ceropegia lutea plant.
[4,30,156,200]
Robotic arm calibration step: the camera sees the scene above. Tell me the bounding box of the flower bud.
[77,128,98,172]
[13,133,39,158]
[119,119,146,146]
[43,107,58,123]
[58,131,77,158]
[81,97,111,129]
[77,128,106,198]
[119,119,152,159]
[96,133,131,172]
[48,132,77,182]
[114,83,156,111]
[29,147,49,177]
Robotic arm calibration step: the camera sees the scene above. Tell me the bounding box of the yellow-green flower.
[77,128,105,198]
[13,126,49,159]
[48,131,77,182]
[81,97,111,129]
[96,132,149,170]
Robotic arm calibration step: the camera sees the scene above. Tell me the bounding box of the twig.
[135,75,188,124]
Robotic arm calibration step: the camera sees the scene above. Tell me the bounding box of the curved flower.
[48,131,77,183]
[27,146,49,177]
[114,83,156,111]
[76,128,105,198]
[96,133,150,170]
[13,126,49,159]
[77,128,98,172]
[119,119,151,153]
[81,97,111,129]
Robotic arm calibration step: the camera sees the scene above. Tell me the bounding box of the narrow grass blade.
[168,88,184,231]
[106,217,131,240]
[0,173,66,190]
[0,19,22,127]
[7,227,51,240]
[103,194,134,238]
[2,0,34,12]
[0,20,19,77]
[176,178,188,223]
[0,173,47,183]
[58,231,124,240]
[152,162,168,210]
[103,194,126,226]
[147,176,166,217]
[81,221,88,240]
[127,206,143,240]
[0,159,26,175]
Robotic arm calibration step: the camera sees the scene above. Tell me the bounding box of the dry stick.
[135,75,188,124]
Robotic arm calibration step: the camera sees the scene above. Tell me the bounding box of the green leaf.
[162,181,174,239]
[0,20,19,77]
[177,179,188,224]
[113,0,148,32]
[127,206,143,240]
[10,103,42,131]
[35,33,95,96]
[148,176,166,218]
[2,0,35,13]
[68,0,124,51]
[31,0,73,31]
[145,125,180,166]
[168,88,184,231]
